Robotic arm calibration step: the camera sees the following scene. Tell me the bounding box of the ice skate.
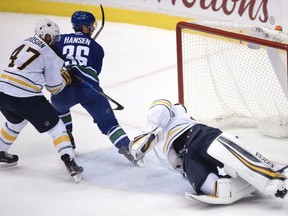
[118,146,147,167]
[61,154,84,183]
[275,187,287,199]
[0,151,19,167]
[274,179,287,199]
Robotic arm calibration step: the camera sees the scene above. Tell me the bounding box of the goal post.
[176,21,288,138]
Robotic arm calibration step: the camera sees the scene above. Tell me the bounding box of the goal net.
[176,21,288,138]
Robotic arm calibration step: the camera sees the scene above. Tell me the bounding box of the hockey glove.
[129,127,163,161]
[66,65,99,86]
[61,69,73,86]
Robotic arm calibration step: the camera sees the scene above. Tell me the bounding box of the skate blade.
[0,162,18,168]
[73,173,83,183]
[135,157,147,167]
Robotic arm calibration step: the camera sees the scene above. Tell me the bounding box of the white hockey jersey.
[147,100,198,171]
[0,36,65,97]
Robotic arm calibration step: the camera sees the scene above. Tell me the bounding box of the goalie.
[129,99,288,204]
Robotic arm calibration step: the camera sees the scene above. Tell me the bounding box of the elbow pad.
[147,99,172,128]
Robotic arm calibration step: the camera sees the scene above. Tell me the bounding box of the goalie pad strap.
[185,177,256,204]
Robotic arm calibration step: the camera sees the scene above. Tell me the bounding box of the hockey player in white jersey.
[0,19,83,182]
[130,99,288,204]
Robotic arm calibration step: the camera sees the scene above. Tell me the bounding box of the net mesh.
[178,21,288,129]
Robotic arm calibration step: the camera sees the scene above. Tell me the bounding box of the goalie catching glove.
[129,127,163,161]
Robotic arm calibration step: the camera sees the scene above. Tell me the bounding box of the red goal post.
[176,21,288,138]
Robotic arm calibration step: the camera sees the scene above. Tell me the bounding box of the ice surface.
[0,13,287,216]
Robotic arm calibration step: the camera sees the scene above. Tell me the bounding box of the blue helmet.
[71,11,96,32]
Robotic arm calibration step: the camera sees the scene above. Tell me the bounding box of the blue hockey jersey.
[55,32,104,75]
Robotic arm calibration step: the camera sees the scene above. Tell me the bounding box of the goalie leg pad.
[216,177,256,199]
[185,177,256,204]
[230,177,256,199]
[207,133,287,197]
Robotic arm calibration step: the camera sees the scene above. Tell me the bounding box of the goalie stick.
[74,75,124,110]
[93,4,105,40]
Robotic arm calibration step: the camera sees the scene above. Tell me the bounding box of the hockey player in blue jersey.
[129,99,288,204]
[51,11,137,164]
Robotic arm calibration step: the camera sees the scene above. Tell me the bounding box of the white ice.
[0,13,287,216]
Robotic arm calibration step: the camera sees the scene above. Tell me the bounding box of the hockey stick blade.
[101,91,124,110]
[74,75,124,110]
[93,4,105,40]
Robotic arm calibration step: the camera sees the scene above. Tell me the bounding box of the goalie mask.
[34,19,61,45]
[71,11,96,33]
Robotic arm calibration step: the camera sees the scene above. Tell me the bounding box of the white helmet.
[34,19,60,45]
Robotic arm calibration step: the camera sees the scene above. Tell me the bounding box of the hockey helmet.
[34,19,60,45]
[71,11,96,32]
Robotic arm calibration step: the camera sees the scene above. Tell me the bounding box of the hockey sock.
[108,125,130,149]
[0,120,28,152]
[58,111,73,130]
[47,120,75,157]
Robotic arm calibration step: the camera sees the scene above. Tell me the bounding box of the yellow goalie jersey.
[0,36,65,97]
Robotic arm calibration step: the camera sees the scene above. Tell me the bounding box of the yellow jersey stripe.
[162,127,181,153]
[46,85,63,94]
[1,74,41,91]
[151,99,172,109]
[162,124,193,153]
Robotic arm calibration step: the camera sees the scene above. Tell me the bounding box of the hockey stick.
[93,4,105,40]
[74,75,124,110]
